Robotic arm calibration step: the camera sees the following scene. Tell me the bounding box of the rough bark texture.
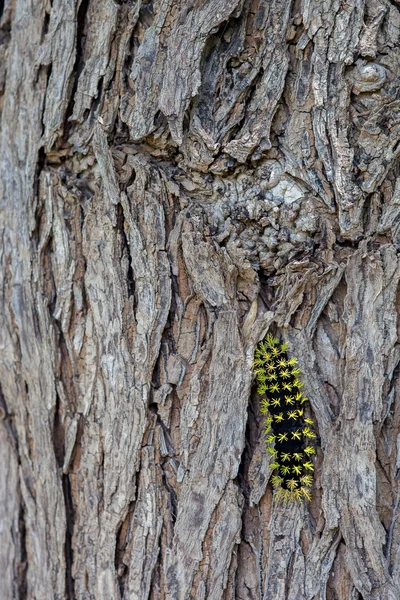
[1,1,400,599]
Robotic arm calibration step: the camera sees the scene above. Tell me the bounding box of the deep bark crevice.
[62,0,91,137]
[237,386,258,500]
[53,392,65,468]
[114,500,135,597]
[42,9,51,41]
[117,203,136,300]
[16,498,28,600]
[34,148,46,220]
[62,474,76,600]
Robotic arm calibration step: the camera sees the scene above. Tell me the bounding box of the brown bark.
[1,0,400,598]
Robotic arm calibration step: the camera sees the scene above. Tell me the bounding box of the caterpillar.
[253,334,316,502]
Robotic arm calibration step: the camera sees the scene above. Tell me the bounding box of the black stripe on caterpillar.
[253,334,316,502]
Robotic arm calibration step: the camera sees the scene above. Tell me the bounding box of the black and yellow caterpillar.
[253,334,316,502]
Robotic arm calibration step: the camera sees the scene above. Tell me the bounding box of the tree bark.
[1,0,400,598]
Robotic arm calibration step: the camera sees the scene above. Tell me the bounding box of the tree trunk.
[1,0,400,598]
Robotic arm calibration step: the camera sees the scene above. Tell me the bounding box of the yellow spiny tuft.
[304,446,315,456]
[294,488,303,501]
[271,475,283,488]
[267,447,279,457]
[252,356,265,366]
[256,372,267,383]
[284,395,295,405]
[266,334,279,348]
[287,410,299,420]
[303,427,316,439]
[293,378,304,389]
[300,475,313,486]
[301,487,312,501]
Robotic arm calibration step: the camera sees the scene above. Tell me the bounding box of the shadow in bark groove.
[62,474,76,600]
[117,203,136,300]
[52,392,65,468]
[237,385,260,500]
[114,500,135,597]
[62,0,91,138]
[34,148,46,220]
[233,379,267,597]
[17,499,27,600]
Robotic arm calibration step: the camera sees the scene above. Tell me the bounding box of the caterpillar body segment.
[253,334,316,502]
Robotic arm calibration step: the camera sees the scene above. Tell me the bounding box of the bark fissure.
[62,473,76,600]
[62,0,91,135]
[117,203,136,301]
[16,497,28,600]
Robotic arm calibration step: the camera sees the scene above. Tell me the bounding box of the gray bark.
[1,0,400,598]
